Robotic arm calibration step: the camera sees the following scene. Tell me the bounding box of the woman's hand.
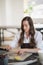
[13,49,27,55]
[3,45,12,51]
[18,49,28,55]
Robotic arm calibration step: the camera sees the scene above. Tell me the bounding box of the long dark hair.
[18,16,36,48]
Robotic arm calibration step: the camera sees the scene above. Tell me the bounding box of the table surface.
[0,45,38,65]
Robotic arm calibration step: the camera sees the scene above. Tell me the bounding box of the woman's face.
[23,20,30,33]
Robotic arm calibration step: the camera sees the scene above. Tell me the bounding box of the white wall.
[0,0,6,26]
[0,0,24,27]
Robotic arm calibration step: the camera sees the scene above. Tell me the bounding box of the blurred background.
[0,0,43,45]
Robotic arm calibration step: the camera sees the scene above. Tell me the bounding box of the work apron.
[21,43,42,65]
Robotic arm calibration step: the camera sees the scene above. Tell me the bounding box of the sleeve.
[35,31,43,50]
[10,32,20,48]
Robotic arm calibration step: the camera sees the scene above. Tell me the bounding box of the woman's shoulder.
[34,30,42,39]
[35,30,41,34]
[15,30,21,39]
[16,30,21,36]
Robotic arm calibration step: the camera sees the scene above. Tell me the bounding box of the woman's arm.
[24,48,40,53]
[35,31,43,50]
[19,48,40,54]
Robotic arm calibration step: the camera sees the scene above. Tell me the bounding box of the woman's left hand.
[19,49,28,55]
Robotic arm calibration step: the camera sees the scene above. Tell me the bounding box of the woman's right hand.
[14,49,20,54]
[3,45,12,51]
[14,49,25,55]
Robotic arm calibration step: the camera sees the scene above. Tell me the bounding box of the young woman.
[10,16,42,65]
